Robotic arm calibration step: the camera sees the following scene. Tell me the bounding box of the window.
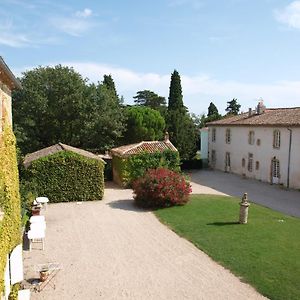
[248,131,255,145]
[225,128,231,144]
[256,139,261,146]
[212,128,216,142]
[248,153,253,172]
[273,130,280,149]
[256,161,260,170]
[225,152,231,171]
[211,150,216,167]
[242,158,245,167]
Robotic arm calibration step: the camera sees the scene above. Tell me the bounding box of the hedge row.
[24,151,105,203]
[0,125,21,294]
[112,150,180,187]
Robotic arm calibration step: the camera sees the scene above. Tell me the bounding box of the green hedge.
[113,150,180,187]
[0,125,21,294]
[25,151,105,203]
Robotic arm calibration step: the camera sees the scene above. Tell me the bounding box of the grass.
[154,194,300,300]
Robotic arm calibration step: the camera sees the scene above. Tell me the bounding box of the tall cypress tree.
[167,70,197,160]
[168,70,184,110]
[103,74,118,99]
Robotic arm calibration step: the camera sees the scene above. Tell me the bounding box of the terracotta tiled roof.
[24,143,105,168]
[111,140,178,157]
[207,107,300,127]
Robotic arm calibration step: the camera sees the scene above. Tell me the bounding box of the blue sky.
[1,0,300,114]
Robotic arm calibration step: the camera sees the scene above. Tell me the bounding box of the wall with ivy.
[0,125,21,295]
[112,150,180,187]
[24,151,105,203]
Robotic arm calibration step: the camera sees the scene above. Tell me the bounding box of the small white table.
[36,197,49,210]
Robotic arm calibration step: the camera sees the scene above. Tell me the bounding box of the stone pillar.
[239,193,250,224]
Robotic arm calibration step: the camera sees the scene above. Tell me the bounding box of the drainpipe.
[287,128,292,188]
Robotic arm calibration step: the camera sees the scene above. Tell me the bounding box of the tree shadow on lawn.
[207,221,240,226]
[107,199,151,212]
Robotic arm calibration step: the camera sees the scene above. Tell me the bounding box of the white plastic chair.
[27,229,45,251]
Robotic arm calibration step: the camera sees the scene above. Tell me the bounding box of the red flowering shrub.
[132,168,192,208]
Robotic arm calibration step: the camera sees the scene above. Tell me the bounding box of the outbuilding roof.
[24,143,105,168]
[111,139,177,157]
[0,56,21,89]
[207,107,300,127]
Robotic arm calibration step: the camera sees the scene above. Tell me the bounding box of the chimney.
[164,132,169,142]
[248,108,252,117]
[256,100,266,115]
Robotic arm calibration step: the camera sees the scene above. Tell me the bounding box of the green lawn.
[154,194,300,300]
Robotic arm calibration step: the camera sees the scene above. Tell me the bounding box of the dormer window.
[273,130,280,149]
[225,128,231,144]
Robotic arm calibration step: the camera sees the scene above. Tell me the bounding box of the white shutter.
[4,256,10,300]
[9,244,24,285]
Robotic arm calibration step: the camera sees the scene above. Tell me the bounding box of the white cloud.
[275,1,300,29]
[51,8,94,36]
[75,8,92,18]
[16,62,300,115]
[0,33,30,47]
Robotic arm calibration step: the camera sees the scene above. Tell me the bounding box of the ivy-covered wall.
[0,125,21,294]
[112,150,181,187]
[24,151,105,203]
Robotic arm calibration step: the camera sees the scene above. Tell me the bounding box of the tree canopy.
[133,90,166,109]
[166,70,197,160]
[13,65,125,154]
[225,98,241,115]
[123,106,165,144]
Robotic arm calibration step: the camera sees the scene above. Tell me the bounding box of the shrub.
[132,168,191,208]
[24,151,105,203]
[113,150,180,187]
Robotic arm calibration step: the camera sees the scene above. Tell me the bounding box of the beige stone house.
[207,101,300,189]
[0,56,21,132]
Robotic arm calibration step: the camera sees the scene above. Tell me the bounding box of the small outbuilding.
[111,134,179,187]
[24,143,105,202]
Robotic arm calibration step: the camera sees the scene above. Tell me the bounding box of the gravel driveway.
[23,183,266,300]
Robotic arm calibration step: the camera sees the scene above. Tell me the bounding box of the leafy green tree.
[103,74,118,98]
[133,90,166,108]
[13,67,125,154]
[81,76,125,152]
[123,106,165,144]
[167,70,197,160]
[205,102,222,123]
[13,65,89,154]
[225,98,241,115]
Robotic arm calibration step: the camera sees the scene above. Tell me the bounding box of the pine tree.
[225,98,241,115]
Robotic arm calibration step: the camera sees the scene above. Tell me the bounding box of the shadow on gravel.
[207,221,239,226]
[107,199,148,212]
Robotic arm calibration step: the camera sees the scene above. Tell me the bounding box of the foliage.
[12,66,125,154]
[81,79,125,152]
[132,168,191,208]
[8,283,19,300]
[123,106,165,144]
[0,125,21,294]
[112,150,180,187]
[167,110,198,160]
[225,98,241,115]
[168,70,184,110]
[24,151,105,203]
[155,194,300,300]
[166,70,198,160]
[133,90,166,114]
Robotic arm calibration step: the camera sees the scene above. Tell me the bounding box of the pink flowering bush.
[132,168,192,208]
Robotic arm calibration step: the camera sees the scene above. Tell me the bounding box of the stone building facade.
[207,102,300,189]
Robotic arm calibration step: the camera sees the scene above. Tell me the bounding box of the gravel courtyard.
[23,183,266,300]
